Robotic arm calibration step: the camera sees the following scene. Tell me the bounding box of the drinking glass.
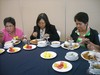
[43,34,50,45]
[68,40,74,50]
[22,35,28,44]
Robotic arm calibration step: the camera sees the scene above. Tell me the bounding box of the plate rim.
[52,60,72,72]
[40,51,57,59]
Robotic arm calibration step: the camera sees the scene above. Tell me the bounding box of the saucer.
[65,56,79,61]
[50,45,60,48]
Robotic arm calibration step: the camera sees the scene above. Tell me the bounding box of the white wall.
[65,0,100,37]
[0,0,100,41]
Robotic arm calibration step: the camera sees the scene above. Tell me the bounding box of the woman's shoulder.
[49,24,55,28]
[90,28,98,34]
[1,28,7,33]
[16,27,23,33]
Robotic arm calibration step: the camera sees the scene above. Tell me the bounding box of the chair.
[98,34,100,42]
[57,30,61,37]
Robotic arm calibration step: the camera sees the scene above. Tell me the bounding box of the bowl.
[37,41,47,47]
[65,51,78,61]
[4,41,13,49]
[51,41,60,47]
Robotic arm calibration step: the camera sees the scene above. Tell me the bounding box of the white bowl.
[37,41,47,47]
[4,42,13,49]
[65,51,78,61]
[51,41,60,47]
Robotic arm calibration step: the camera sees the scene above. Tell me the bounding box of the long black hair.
[36,13,51,28]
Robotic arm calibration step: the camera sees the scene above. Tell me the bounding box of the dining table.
[0,41,90,75]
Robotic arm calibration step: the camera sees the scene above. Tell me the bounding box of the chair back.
[98,34,100,42]
[57,30,61,37]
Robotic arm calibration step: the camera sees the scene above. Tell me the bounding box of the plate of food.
[7,47,21,53]
[0,48,5,54]
[61,42,80,50]
[23,44,36,50]
[30,39,38,44]
[40,51,57,59]
[81,51,96,61]
[6,40,21,45]
[52,61,72,72]
[13,40,21,45]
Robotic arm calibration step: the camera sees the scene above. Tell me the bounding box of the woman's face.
[5,22,15,34]
[75,20,88,32]
[38,19,46,29]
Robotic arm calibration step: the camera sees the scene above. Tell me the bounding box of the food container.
[51,41,60,47]
[65,51,78,61]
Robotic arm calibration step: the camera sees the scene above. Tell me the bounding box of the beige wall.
[0,0,100,41]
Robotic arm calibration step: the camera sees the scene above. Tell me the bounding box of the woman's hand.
[87,42,95,50]
[80,37,90,44]
[32,32,38,37]
[87,42,100,52]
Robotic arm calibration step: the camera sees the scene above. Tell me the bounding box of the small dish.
[37,41,47,47]
[51,41,60,47]
[65,51,79,61]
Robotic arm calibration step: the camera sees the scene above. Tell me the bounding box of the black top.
[71,27,100,45]
[30,25,60,41]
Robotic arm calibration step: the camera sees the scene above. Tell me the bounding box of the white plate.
[52,61,72,72]
[61,43,80,50]
[5,40,21,45]
[7,47,21,53]
[23,44,36,50]
[81,51,96,61]
[0,48,5,54]
[65,56,79,61]
[50,45,60,48]
[40,51,57,59]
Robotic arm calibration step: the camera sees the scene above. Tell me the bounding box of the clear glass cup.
[68,40,74,50]
[43,34,50,45]
[22,35,28,44]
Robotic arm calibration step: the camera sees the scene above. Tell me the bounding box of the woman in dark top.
[70,12,100,47]
[30,13,60,41]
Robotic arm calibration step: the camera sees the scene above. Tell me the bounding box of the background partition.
[0,0,100,41]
